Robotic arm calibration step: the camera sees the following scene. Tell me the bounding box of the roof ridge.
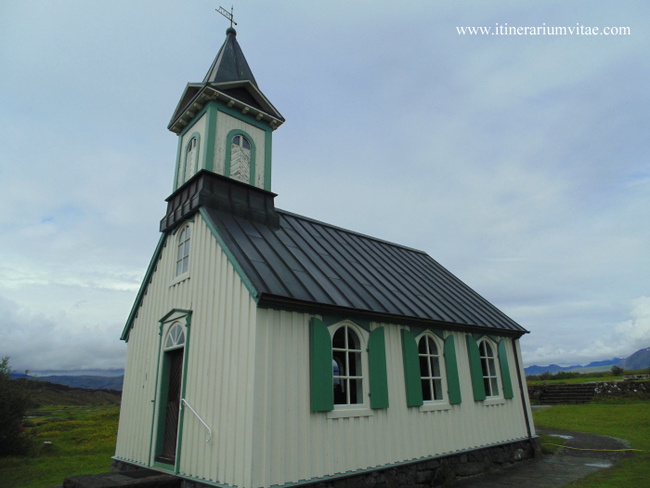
[276,208,429,255]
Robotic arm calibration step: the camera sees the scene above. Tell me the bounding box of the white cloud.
[0,1,648,371]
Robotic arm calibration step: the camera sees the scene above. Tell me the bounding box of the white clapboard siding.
[250,311,532,488]
[115,214,258,488]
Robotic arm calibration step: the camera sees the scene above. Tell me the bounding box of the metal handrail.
[181,398,212,443]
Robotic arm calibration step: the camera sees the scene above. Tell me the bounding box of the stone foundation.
[177,438,541,488]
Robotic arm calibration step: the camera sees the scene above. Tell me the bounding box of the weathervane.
[216,5,237,28]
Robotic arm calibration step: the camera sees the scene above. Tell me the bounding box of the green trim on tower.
[401,329,423,407]
[172,138,183,192]
[498,340,514,399]
[178,105,210,138]
[368,327,389,409]
[444,336,462,405]
[204,105,218,172]
[217,104,275,132]
[264,130,272,190]
[310,317,334,412]
[466,335,486,401]
[179,132,201,186]
[224,128,257,186]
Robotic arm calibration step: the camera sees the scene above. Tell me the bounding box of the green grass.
[527,375,621,386]
[533,400,650,487]
[526,368,649,386]
[0,405,119,488]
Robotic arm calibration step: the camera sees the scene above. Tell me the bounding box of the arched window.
[175,225,191,277]
[418,335,444,401]
[229,134,251,184]
[184,137,197,182]
[332,324,363,405]
[164,322,186,350]
[479,340,499,397]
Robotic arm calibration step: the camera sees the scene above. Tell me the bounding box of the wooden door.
[159,348,183,463]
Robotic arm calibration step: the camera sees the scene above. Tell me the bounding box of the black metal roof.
[202,205,527,335]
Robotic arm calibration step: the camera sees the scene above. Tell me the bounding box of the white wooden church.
[115,26,536,488]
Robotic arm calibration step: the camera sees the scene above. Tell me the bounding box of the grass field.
[526,368,648,386]
[0,405,119,488]
[533,400,650,487]
[1,398,647,487]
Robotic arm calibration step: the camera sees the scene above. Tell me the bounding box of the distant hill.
[617,347,650,370]
[524,348,647,376]
[12,377,121,407]
[10,374,123,390]
[29,368,124,377]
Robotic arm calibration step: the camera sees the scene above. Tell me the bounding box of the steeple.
[203,27,258,87]
[168,28,284,192]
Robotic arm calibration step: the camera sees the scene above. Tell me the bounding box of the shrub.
[0,357,32,457]
[611,365,624,376]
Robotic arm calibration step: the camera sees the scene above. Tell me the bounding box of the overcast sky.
[1,1,648,372]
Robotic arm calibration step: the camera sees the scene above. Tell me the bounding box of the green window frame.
[402,329,462,407]
[309,318,389,412]
[467,335,514,401]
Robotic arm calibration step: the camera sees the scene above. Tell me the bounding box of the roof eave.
[256,293,529,338]
[168,84,284,134]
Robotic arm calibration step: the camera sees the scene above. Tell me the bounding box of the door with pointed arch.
[154,322,186,466]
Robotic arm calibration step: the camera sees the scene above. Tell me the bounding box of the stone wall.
[528,380,650,403]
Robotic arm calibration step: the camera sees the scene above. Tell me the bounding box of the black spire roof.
[168,28,284,133]
[203,27,258,87]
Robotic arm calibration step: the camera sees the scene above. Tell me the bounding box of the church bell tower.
[168,27,284,192]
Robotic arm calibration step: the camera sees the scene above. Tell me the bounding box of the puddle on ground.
[585,462,613,468]
[549,434,574,440]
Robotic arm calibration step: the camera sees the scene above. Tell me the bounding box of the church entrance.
[154,322,186,467]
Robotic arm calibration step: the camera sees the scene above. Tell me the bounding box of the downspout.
[512,338,533,440]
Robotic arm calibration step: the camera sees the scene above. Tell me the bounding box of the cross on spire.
[216,5,237,28]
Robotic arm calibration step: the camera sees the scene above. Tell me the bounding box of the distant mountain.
[524,364,575,375]
[585,358,622,368]
[525,348,645,376]
[29,368,124,377]
[617,347,650,370]
[10,374,124,390]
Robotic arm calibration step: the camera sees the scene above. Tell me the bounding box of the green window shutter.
[368,327,389,409]
[466,335,486,401]
[444,335,462,405]
[310,318,333,412]
[498,340,514,399]
[401,329,423,407]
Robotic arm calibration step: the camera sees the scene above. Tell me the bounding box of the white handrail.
[181,398,212,443]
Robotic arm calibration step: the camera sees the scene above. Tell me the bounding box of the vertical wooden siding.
[115,215,258,488]
[251,311,531,488]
